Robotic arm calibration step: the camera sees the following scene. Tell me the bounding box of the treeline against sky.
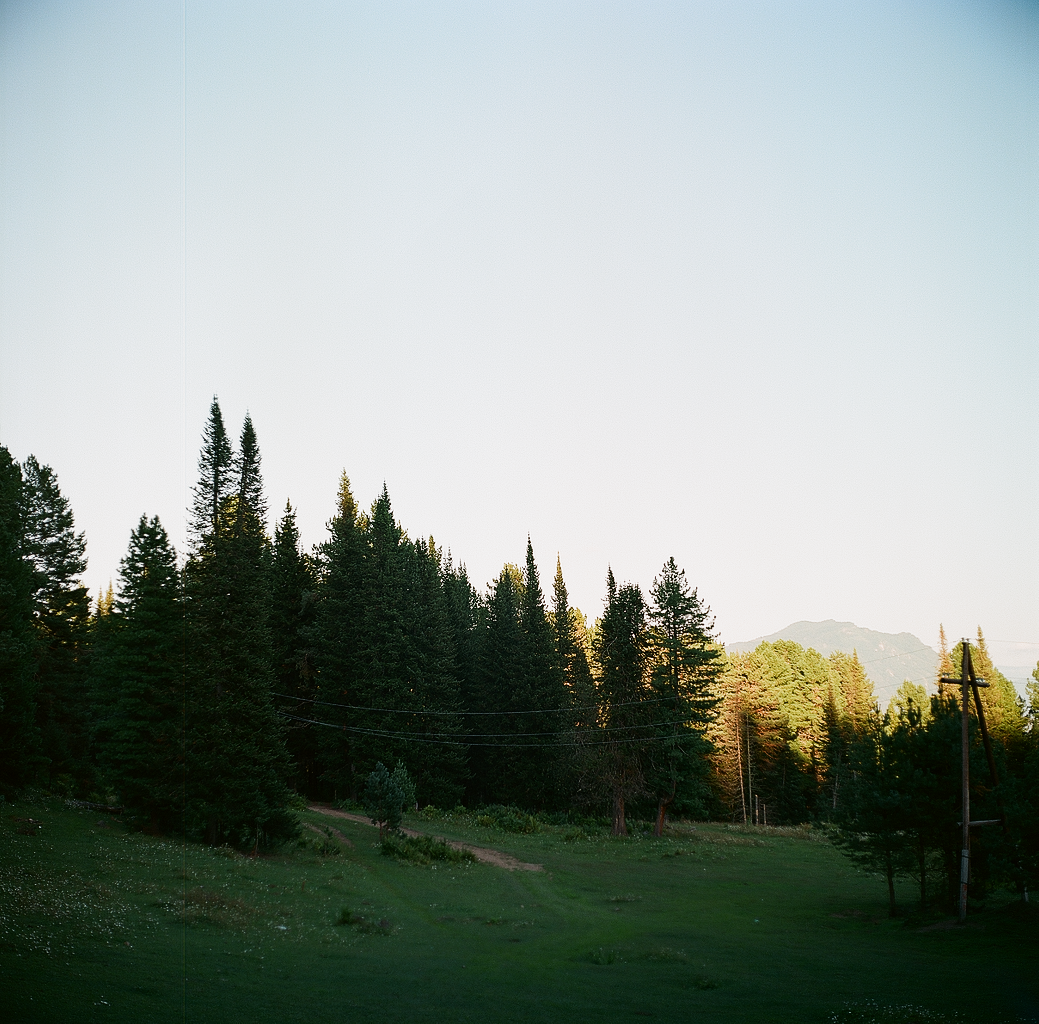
[1,401,1037,908]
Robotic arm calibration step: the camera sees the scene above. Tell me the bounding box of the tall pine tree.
[0,447,42,794]
[270,501,318,795]
[91,516,184,830]
[22,455,91,790]
[517,538,567,808]
[469,564,526,806]
[311,482,465,806]
[593,571,652,835]
[183,403,295,846]
[645,557,720,833]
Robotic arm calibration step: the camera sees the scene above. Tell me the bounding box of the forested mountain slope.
[728,620,938,705]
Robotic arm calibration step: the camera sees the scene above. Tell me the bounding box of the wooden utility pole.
[958,642,972,922]
[940,639,1006,922]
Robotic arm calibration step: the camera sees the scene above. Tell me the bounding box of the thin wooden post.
[735,712,747,824]
[746,714,753,826]
[959,641,972,923]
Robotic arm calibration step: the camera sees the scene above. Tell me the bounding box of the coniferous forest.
[2,399,1037,912]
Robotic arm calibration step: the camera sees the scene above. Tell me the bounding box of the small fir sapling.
[363,761,415,837]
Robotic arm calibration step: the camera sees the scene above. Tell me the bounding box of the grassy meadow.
[1,798,1035,1023]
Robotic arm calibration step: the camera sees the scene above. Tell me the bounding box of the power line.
[282,711,700,739]
[272,690,693,717]
[274,714,698,747]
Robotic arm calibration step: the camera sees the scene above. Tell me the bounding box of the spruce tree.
[517,538,566,807]
[405,534,467,805]
[470,565,526,806]
[91,516,184,829]
[952,629,1025,742]
[310,472,368,800]
[823,651,879,818]
[551,556,596,803]
[191,397,234,537]
[270,500,318,795]
[936,624,955,697]
[312,483,465,806]
[443,554,484,743]
[593,571,652,835]
[22,454,91,790]
[0,447,42,794]
[831,720,914,917]
[183,403,295,846]
[645,558,720,833]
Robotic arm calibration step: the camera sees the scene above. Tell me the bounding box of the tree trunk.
[206,813,219,847]
[612,790,627,836]
[885,850,897,918]
[655,782,677,837]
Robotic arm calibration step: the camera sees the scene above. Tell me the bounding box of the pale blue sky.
[2,1,1037,681]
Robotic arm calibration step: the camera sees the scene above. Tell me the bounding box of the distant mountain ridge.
[726,620,938,706]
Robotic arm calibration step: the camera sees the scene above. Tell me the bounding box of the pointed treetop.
[275,500,301,552]
[522,537,546,609]
[936,624,955,692]
[335,471,359,525]
[235,413,266,525]
[191,397,234,541]
[95,582,114,618]
[975,626,989,659]
[21,454,88,599]
[553,555,568,613]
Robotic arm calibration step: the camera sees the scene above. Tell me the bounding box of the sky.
[2,1,1037,686]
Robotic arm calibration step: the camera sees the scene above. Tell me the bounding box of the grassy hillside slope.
[1,798,1034,1023]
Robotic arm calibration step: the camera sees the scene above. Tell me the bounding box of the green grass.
[1,797,1035,1023]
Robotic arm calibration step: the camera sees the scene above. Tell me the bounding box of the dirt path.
[308,804,543,872]
[304,822,354,848]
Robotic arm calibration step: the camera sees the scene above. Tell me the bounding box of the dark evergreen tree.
[270,500,318,795]
[469,564,526,806]
[405,534,467,805]
[551,556,596,804]
[443,554,484,743]
[517,538,567,808]
[91,516,184,830]
[310,473,368,801]
[645,557,720,833]
[183,404,295,846]
[311,482,465,806]
[0,447,42,794]
[22,454,91,790]
[831,719,914,917]
[593,571,653,835]
[191,397,234,537]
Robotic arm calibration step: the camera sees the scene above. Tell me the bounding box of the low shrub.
[297,829,342,856]
[380,833,475,866]
[474,805,540,834]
